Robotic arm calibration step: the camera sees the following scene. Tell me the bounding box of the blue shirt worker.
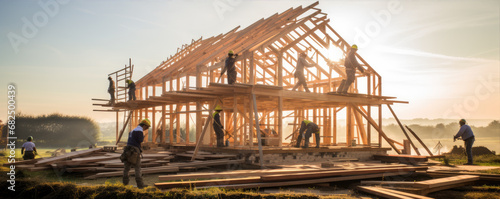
[337,44,365,94]
[21,136,37,160]
[126,80,136,101]
[295,120,321,148]
[121,118,150,188]
[220,50,238,84]
[454,119,475,165]
[213,105,225,147]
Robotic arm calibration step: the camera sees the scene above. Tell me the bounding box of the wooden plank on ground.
[415,175,479,189]
[358,186,433,199]
[159,168,329,181]
[260,166,427,182]
[155,177,261,189]
[426,171,500,181]
[360,181,429,188]
[84,166,179,179]
[35,148,103,166]
[373,154,428,164]
[167,159,244,169]
[195,171,412,190]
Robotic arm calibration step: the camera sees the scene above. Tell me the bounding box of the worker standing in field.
[121,119,150,188]
[292,52,314,92]
[337,44,365,94]
[212,105,225,147]
[108,77,115,105]
[21,136,37,160]
[126,80,136,101]
[220,50,238,84]
[295,120,320,148]
[454,119,475,165]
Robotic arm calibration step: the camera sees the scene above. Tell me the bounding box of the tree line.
[2,113,100,148]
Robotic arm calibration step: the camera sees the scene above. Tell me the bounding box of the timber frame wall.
[104,2,407,153]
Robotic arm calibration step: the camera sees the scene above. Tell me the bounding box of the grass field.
[442,154,500,166]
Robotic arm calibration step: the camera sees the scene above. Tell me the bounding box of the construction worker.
[295,120,320,148]
[337,44,365,94]
[292,52,314,92]
[108,76,115,105]
[212,105,225,147]
[220,50,238,84]
[454,119,475,165]
[21,136,37,160]
[121,118,150,188]
[126,80,136,101]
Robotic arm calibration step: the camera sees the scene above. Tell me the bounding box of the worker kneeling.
[295,120,320,148]
[121,118,150,188]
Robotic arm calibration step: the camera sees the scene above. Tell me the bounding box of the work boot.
[122,177,129,186]
[316,145,320,148]
[303,141,309,148]
[337,80,346,93]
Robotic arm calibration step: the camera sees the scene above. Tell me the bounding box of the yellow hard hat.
[351,44,358,50]
[140,118,151,127]
[228,50,234,55]
[215,105,223,111]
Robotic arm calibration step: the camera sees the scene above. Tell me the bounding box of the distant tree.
[3,113,100,148]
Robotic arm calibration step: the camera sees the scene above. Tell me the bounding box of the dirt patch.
[446,146,496,156]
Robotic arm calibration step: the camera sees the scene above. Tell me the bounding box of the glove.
[21,151,23,155]
[235,54,239,57]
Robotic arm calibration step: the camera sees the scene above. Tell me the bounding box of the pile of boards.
[155,164,429,189]
[5,148,244,180]
[358,174,481,198]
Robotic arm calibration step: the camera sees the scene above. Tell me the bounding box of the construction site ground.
[2,147,500,199]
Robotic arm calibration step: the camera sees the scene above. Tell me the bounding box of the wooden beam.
[387,104,420,155]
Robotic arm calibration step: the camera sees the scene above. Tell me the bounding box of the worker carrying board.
[337,44,366,94]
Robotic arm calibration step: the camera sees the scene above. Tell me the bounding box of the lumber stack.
[359,175,479,196]
[373,154,428,165]
[155,166,428,190]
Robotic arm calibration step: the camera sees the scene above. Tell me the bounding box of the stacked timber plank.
[359,175,480,196]
[373,154,428,165]
[155,165,428,190]
[4,148,246,180]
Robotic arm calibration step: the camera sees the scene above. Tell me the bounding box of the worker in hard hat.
[454,119,475,165]
[295,120,320,148]
[126,80,136,101]
[21,136,38,160]
[121,118,150,188]
[337,44,365,94]
[212,105,225,147]
[292,52,314,92]
[220,50,239,84]
[108,77,115,105]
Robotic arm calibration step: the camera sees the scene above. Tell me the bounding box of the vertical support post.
[278,96,283,147]
[115,111,119,143]
[152,85,156,143]
[249,51,255,85]
[186,103,190,144]
[249,94,254,147]
[232,96,238,147]
[378,104,382,148]
[346,105,353,146]
[162,105,166,143]
[367,74,371,147]
[252,94,264,168]
[196,65,202,145]
[333,107,337,145]
[169,105,174,145]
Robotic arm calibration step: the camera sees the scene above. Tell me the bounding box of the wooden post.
[196,65,202,145]
[249,51,255,85]
[162,105,166,143]
[346,105,353,146]
[186,103,190,144]
[249,94,254,147]
[333,107,337,145]
[252,94,264,168]
[378,105,382,148]
[233,96,238,147]
[387,104,420,155]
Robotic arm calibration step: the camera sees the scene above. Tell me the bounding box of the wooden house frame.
[94,2,411,155]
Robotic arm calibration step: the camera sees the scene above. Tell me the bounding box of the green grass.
[477,168,500,175]
[440,154,500,166]
[0,180,359,199]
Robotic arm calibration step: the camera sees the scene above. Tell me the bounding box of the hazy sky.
[0,0,499,123]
